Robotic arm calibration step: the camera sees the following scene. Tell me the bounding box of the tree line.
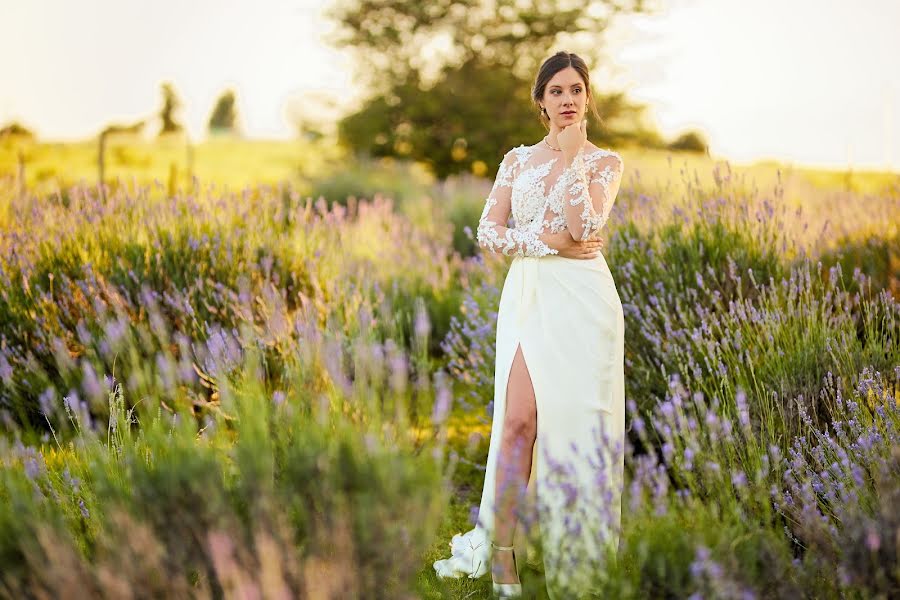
[0,83,239,142]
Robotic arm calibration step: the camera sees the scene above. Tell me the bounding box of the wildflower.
[431,372,453,425]
[735,388,750,430]
[0,353,13,383]
[684,447,694,471]
[864,529,880,552]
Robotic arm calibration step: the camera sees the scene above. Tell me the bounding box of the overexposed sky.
[1,0,898,171]
[0,0,354,140]
[607,0,900,170]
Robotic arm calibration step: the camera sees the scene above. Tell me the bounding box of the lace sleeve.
[476,149,558,258]
[557,149,624,242]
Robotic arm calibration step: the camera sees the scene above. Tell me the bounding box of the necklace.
[543,135,561,151]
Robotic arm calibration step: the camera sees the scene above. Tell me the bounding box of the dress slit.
[498,340,537,479]
[495,333,543,552]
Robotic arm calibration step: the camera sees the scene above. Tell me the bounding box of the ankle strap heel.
[491,541,522,598]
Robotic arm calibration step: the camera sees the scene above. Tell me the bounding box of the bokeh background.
[1,1,898,598]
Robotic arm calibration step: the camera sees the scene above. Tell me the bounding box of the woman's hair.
[531,51,602,131]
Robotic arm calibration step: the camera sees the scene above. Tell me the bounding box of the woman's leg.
[493,342,537,583]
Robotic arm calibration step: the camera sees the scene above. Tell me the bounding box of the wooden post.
[98,130,108,202]
[168,161,178,198]
[185,133,194,188]
[97,120,144,203]
[16,149,26,203]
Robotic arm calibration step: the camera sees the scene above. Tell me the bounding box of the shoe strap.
[491,541,515,551]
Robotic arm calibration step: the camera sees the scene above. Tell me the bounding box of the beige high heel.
[491,541,522,598]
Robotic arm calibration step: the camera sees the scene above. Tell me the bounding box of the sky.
[2,0,899,171]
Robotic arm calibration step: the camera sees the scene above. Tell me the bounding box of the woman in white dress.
[433,51,627,599]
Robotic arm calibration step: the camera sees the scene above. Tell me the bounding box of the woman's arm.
[557,149,624,242]
[476,149,558,257]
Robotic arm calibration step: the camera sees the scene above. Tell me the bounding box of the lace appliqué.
[512,158,556,228]
[590,164,618,187]
[492,150,519,189]
[476,144,622,255]
[477,203,557,257]
[476,146,558,258]
[557,148,622,241]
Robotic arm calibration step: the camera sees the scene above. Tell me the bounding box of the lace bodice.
[476,142,624,257]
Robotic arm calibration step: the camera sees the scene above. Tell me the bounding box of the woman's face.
[541,66,588,128]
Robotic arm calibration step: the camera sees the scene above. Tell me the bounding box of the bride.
[433,51,627,599]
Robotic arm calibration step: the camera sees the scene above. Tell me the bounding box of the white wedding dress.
[433,142,627,598]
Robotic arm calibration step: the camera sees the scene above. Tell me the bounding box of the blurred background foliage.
[326,0,703,178]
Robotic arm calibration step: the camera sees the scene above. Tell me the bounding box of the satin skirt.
[434,252,626,598]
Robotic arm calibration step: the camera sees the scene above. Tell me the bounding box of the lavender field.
[0,143,898,599]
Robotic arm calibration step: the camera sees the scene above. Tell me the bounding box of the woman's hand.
[540,229,604,259]
[558,118,587,159]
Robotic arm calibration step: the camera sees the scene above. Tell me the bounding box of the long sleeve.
[557,148,624,242]
[476,149,558,257]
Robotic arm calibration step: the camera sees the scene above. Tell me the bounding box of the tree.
[667,130,709,154]
[158,82,184,137]
[325,0,662,177]
[338,59,541,178]
[154,82,193,189]
[0,121,35,140]
[326,0,656,94]
[207,89,239,136]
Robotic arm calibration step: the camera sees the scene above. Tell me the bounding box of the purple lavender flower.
[684,447,694,471]
[431,372,453,425]
[414,302,431,341]
[0,353,13,383]
[735,387,750,430]
[81,360,104,401]
[38,387,55,415]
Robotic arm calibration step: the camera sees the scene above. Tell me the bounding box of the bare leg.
[493,343,537,584]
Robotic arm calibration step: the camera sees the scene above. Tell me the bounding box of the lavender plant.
[0,178,463,434]
[0,340,450,598]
